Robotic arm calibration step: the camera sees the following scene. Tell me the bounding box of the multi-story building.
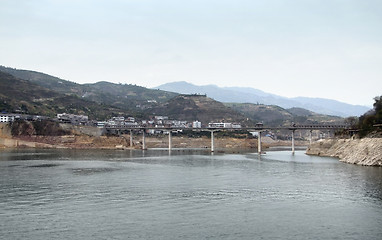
[208,122,232,128]
[192,121,202,128]
[0,114,15,123]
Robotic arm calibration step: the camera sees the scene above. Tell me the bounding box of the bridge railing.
[104,124,350,131]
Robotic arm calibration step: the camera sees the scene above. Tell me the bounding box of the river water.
[1,149,382,240]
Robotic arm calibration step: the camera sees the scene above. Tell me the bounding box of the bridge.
[105,124,350,154]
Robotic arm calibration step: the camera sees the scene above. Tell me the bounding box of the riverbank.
[306,138,382,166]
[0,123,308,151]
[0,134,267,150]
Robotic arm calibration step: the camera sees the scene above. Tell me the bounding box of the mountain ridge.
[156,81,370,117]
[0,65,345,126]
[148,94,251,125]
[0,71,126,119]
[0,65,178,114]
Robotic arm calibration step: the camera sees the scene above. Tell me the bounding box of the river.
[1,149,382,239]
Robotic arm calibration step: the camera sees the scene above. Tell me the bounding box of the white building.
[208,122,233,128]
[192,121,202,128]
[125,122,139,127]
[112,116,125,122]
[126,117,135,122]
[0,114,15,123]
[97,121,107,128]
[155,116,168,121]
[57,113,88,124]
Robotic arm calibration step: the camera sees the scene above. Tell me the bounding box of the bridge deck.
[105,125,350,131]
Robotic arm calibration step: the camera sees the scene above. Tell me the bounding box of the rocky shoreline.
[306,138,382,166]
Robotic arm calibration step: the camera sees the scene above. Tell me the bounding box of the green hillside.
[82,81,177,111]
[0,66,178,112]
[0,71,127,119]
[0,66,79,94]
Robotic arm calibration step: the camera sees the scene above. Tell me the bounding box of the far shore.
[0,122,309,151]
[0,134,308,151]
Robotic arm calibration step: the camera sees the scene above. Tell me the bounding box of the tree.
[357,95,382,137]
[373,96,382,124]
[344,116,358,128]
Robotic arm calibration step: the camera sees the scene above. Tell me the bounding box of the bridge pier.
[309,130,312,145]
[130,129,133,148]
[142,130,147,150]
[168,131,172,151]
[291,130,295,154]
[211,131,215,152]
[258,131,262,154]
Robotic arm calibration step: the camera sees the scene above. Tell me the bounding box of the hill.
[0,71,127,119]
[0,65,346,126]
[148,95,251,125]
[0,66,178,113]
[0,66,79,93]
[81,81,177,112]
[156,81,370,117]
[225,103,343,127]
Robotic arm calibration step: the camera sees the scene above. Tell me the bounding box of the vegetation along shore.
[307,96,382,166]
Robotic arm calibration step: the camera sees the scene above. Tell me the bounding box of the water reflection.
[1,149,382,240]
[28,163,62,168]
[71,167,120,175]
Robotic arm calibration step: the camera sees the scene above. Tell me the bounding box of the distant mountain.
[225,103,343,127]
[156,81,370,117]
[289,97,369,117]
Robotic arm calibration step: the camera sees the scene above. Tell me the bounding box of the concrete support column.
[130,129,133,148]
[211,131,215,152]
[309,130,312,145]
[258,131,262,154]
[168,131,172,151]
[291,130,295,154]
[142,130,147,150]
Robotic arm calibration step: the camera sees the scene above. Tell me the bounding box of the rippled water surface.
[1,149,382,239]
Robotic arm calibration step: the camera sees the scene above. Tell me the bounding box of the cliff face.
[306,138,382,166]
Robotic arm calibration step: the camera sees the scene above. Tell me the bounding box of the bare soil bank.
[1,134,261,150]
[306,138,382,166]
[0,123,307,150]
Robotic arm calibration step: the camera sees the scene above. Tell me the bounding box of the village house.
[0,114,15,123]
[57,113,89,125]
[208,122,241,128]
[192,121,202,128]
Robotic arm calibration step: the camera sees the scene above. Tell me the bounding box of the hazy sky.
[1,0,381,106]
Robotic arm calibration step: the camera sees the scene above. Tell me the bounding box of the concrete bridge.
[105,124,350,154]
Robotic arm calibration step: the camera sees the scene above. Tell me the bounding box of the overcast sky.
[1,0,381,106]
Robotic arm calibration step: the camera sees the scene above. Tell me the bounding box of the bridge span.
[105,124,350,154]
